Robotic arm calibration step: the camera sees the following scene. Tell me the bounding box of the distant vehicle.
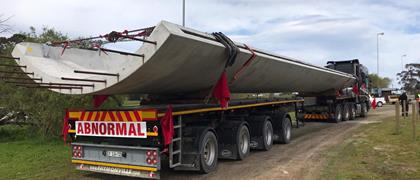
[388,95,399,104]
[369,96,385,107]
[408,94,416,104]
[376,97,385,107]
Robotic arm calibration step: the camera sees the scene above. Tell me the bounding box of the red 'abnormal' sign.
[75,121,147,138]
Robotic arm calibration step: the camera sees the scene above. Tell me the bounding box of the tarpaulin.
[62,109,70,144]
[371,98,376,110]
[352,84,359,95]
[213,71,230,108]
[161,105,173,146]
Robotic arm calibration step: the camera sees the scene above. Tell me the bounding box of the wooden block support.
[402,100,406,119]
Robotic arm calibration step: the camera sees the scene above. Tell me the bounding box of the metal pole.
[377,34,379,75]
[401,54,406,72]
[376,32,384,76]
[182,0,186,27]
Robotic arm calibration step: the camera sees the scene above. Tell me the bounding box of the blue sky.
[1,0,419,88]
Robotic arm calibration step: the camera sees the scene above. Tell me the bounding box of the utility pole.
[401,54,407,72]
[182,0,185,27]
[377,32,384,76]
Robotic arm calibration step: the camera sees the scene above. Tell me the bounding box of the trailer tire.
[360,102,368,117]
[262,120,274,151]
[236,123,250,160]
[278,116,292,144]
[342,103,350,121]
[349,103,356,120]
[333,104,343,123]
[199,131,218,173]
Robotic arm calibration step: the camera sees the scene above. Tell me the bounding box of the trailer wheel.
[236,123,250,160]
[199,131,218,173]
[333,104,343,123]
[342,103,350,121]
[278,116,292,144]
[349,104,356,120]
[360,102,368,117]
[262,120,274,151]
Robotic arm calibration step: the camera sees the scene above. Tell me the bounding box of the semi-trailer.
[10,21,370,179]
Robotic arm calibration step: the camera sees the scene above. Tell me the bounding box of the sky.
[1,0,419,88]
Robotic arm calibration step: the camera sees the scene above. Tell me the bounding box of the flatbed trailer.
[66,98,303,179]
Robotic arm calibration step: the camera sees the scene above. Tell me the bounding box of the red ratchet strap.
[161,105,174,146]
[92,43,108,55]
[100,29,146,42]
[62,109,70,144]
[232,44,256,82]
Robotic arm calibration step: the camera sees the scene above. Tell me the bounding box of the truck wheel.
[342,103,350,121]
[333,104,343,123]
[360,103,368,117]
[199,131,218,173]
[262,120,274,151]
[236,123,250,160]
[349,104,356,120]
[278,116,291,144]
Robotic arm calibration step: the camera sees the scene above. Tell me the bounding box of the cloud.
[1,0,419,88]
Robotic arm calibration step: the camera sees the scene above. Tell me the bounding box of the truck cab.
[302,59,370,122]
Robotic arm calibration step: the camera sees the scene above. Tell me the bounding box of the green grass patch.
[0,125,85,179]
[320,115,420,179]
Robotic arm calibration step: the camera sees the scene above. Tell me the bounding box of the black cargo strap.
[212,32,239,68]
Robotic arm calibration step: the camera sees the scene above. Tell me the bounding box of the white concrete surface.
[11,21,355,95]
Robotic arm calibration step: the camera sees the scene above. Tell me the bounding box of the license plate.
[107,150,123,158]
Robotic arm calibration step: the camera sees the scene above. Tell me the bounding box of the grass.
[0,125,85,180]
[320,115,420,180]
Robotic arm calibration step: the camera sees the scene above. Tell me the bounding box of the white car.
[369,95,386,107]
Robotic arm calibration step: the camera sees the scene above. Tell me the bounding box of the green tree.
[0,27,121,137]
[397,63,420,94]
[368,74,391,89]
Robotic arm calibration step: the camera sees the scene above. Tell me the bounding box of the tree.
[368,74,391,89]
[397,63,420,94]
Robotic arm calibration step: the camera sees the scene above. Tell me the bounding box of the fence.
[395,100,420,141]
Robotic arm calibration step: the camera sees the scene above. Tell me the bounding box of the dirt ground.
[83,105,395,180]
[159,105,395,180]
